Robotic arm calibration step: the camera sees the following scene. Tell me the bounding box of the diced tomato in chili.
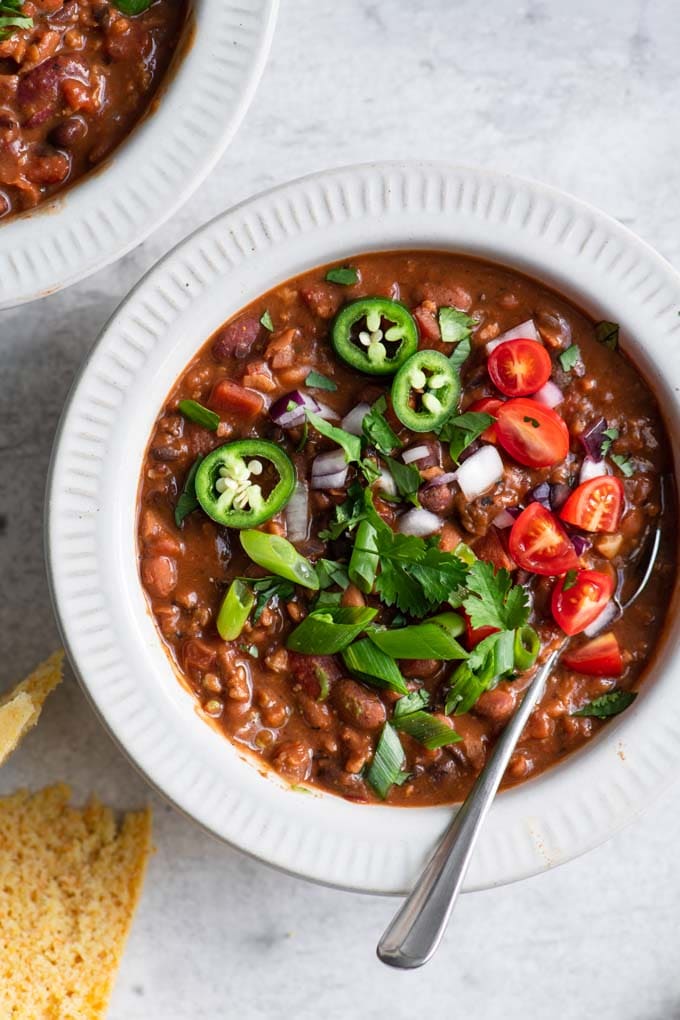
[563,632,624,676]
[560,475,625,534]
[462,612,500,650]
[209,379,264,419]
[508,502,579,576]
[551,569,615,636]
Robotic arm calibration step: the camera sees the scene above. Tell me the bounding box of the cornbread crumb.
[0,651,64,767]
[0,785,152,1019]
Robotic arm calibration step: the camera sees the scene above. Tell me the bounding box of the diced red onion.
[341,402,371,435]
[402,444,432,466]
[285,481,309,541]
[584,600,618,637]
[532,380,563,408]
[580,457,609,484]
[486,318,540,354]
[529,482,552,508]
[270,390,320,428]
[397,508,443,537]
[314,400,339,421]
[423,471,459,489]
[454,445,504,501]
[310,450,348,490]
[571,534,592,556]
[493,509,517,529]
[580,418,608,461]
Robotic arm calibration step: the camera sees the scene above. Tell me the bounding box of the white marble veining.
[2,1,680,1017]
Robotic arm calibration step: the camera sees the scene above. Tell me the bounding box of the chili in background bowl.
[0,0,278,308]
[47,163,680,894]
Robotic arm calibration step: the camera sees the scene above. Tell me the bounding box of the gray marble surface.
[1,1,680,1017]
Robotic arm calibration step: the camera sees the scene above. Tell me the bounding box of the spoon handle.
[377,649,560,970]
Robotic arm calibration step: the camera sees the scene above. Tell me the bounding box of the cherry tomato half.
[563,632,623,676]
[462,611,499,650]
[468,397,503,443]
[559,475,625,534]
[551,569,615,636]
[488,339,552,398]
[508,502,579,576]
[496,398,570,468]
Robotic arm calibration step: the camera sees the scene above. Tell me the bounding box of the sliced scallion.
[348,519,379,594]
[369,612,467,660]
[513,625,540,671]
[365,723,409,799]
[394,707,461,750]
[286,605,377,655]
[342,638,409,695]
[216,579,254,641]
[240,530,319,590]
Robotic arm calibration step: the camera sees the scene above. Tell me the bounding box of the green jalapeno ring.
[195,439,296,529]
[391,350,461,432]
[332,297,418,376]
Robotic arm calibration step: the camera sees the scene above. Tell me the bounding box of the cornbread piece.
[0,785,152,1019]
[0,651,64,767]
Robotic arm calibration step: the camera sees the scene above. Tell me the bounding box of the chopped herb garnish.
[296,421,309,452]
[365,723,410,799]
[601,426,619,456]
[178,399,220,432]
[260,309,274,331]
[462,560,530,631]
[382,455,421,507]
[319,481,365,540]
[306,410,362,463]
[305,369,337,391]
[325,266,359,286]
[573,690,637,718]
[286,605,377,655]
[174,455,203,527]
[523,415,540,428]
[362,396,402,455]
[562,569,578,591]
[439,411,495,464]
[0,0,32,39]
[438,307,476,343]
[112,0,153,14]
[445,630,516,715]
[248,576,296,623]
[315,558,350,591]
[448,336,472,375]
[611,453,635,477]
[559,344,582,372]
[594,321,619,351]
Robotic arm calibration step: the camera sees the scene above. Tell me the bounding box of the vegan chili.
[0,0,186,218]
[137,251,677,806]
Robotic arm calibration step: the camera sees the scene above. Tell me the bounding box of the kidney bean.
[211,315,262,362]
[141,555,177,598]
[332,679,386,731]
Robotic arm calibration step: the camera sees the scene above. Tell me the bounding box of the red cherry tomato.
[551,569,615,636]
[488,339,552,397]
[495,398,570,468]
[559,475,625,534]
[562,632,623,676]
[508,502,579,576]
[468,397,503,443]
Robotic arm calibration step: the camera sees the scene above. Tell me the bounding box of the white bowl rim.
[46,160,680,895]
[0,0,279,309]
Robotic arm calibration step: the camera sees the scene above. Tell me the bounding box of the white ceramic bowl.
[47,162,680,895]
[0,0,278,309]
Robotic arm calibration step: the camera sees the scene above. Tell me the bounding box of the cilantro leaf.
[601,426,619,456]
[559,344,582,372]
[370,530,468,618]
[611,453,635,477]
[248,576,296,623]
[439,307,476,343]
[174,455,203,527]
[462,560,530,631]
[562,568,578,591]
[306,410,362,463]
[448,336,471,376]
[326,266,359,286]
[305,369,337,391]
[594,321,619,350]
[319,482,365,540]
[260,309,274,331]
[362,396,402,455]
[573,690,636,718]
[439,411,495,464]
[315,559,350,590]
[383,455,421,507]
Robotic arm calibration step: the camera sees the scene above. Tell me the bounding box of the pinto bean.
[474,686,517,724]
[332,679,386,731]
[141,555,177,598]
[300,283,343,319]
[271,740,312,783]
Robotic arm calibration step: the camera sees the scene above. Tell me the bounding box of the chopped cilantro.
[594,321,619,351]
[559,344,582,372]
[382,455,421,507]
[319,482,365,540]
[601,427,619,456]
[611,453,635,477]
[438,307,476,343]
[362,396,402,455]
[305,369,337,391]
[248,576,296,623]
[562,569,578,591]
[448,336,472,375]
[523,415,540,428]
[326,266,359,286]
[462,560,530,631]
[439,411,495,464]
[573,690,637,718]
[260,309,274,331]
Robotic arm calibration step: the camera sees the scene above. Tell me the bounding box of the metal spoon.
[377,497,666,970]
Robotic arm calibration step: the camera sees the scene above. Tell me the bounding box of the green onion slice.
[342,638,409,695]
[365,723,409,799]
[240,530,319,590]
[513,625,540,671]
[216,579,255,641]
[369,612,467,660]
[178,399,220,431]
[393,706,461,750]
[348,520,379,594]
[286,606,377,655]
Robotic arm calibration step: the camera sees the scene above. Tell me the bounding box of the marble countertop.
[2,1,679,1017]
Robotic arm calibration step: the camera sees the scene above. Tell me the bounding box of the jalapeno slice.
[332,298,418,376]
[391,350,461,432]
[195,440,296,528]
